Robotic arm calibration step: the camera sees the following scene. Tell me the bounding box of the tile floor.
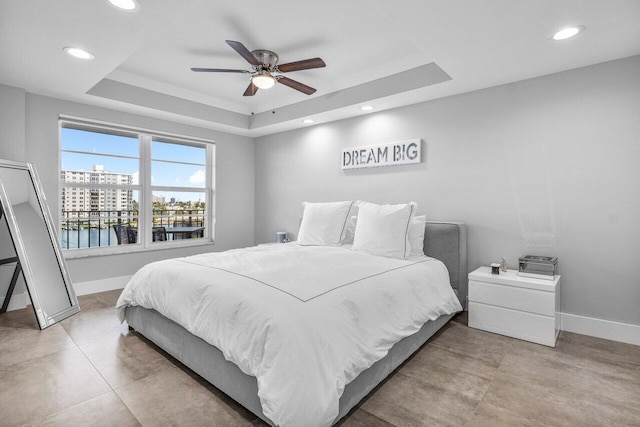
[1,289,639,426]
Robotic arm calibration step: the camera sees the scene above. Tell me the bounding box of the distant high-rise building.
[61,165,133,217]
[152,195,166,204]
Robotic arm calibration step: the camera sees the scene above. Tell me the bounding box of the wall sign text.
[341,139,421,170]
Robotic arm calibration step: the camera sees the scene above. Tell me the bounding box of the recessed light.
[108,0,140,11]
[302,119,314,124]
[63,47,95,60]
[552,25,584,41]
[360,105,374,111]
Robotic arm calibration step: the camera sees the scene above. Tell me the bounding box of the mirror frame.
[0,159,79,328]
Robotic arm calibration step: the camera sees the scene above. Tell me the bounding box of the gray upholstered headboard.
[423,221,467,309]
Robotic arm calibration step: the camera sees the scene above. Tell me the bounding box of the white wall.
[255,55,640,328]
[20,93,255,285]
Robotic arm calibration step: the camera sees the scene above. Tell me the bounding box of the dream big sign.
[341,139,421,170]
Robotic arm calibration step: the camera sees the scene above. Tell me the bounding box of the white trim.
[561,312,640,346]
[73,274,132,296]
[8,283,639,349]
[464,309,639,347]
[141,133,152,246]
[61,149,139,161]
[63,236,214,259]
[60,182,142,191]
[2,277,128,307]
[59,115,215,145]
[1,291,27,311]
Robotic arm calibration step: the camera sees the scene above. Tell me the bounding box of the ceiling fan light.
[252,71,276,89]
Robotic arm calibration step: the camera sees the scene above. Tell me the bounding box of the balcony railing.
[61,209,205,250]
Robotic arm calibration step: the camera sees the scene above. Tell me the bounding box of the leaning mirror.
[0,159,79,328]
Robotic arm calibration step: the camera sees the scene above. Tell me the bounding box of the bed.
[117,218,467,426]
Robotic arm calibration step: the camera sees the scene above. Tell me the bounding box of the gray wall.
[3,55,639,328]
[19,93,255,284]
[0,84,28,299]
[255,55,640,327]
[0,85,26,162]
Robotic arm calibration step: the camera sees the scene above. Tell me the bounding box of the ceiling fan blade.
[277,77,316,95]
[277,58,326,73]
[226,40,260,67]
[243,82,259,96]
[191,67,250,73]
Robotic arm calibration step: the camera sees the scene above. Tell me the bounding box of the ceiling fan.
[191,40,326,96]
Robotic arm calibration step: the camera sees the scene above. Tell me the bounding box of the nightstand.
[468,266,561,347]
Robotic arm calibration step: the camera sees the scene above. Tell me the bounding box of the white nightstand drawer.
[468,266,561,347]
[469,302,558,347]
[469,280,555,316]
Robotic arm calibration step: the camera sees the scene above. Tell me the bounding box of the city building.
[60,164,133,217]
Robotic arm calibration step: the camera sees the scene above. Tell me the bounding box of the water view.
[61,227,120,249]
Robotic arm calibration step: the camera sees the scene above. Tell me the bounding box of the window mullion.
[207,144,214,242]
[141,134,152,247]
[60,182,141,191]
[149,186,206,193]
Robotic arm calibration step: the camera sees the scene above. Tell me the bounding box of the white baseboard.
[73,275,132,296]
[561,312,640,347]
[8,280,639,348]
[1,276,129,312]
[1,291,27,311]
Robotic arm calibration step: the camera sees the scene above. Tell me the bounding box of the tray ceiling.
[1,0,639,136]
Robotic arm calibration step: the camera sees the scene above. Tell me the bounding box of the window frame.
[59,117,215,259]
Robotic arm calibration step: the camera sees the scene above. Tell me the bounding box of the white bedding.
[116,243,462,427]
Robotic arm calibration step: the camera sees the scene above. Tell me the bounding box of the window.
[59,119,215,255]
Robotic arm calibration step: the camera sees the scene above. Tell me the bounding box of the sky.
[61,128,210,202]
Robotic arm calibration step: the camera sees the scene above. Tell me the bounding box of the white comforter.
[116,243,462,426]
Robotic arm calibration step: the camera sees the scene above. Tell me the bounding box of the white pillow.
[341,215,358,244]
[409,215,427,256]
[352,202,416,259]
[297,201,354,246]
